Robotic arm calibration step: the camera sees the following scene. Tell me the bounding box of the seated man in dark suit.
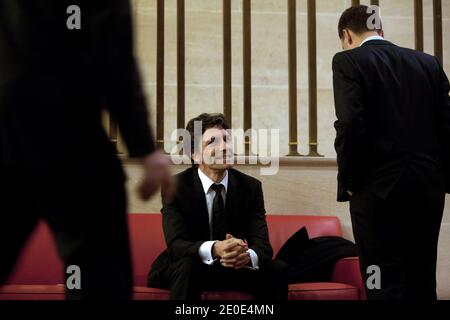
[148,113,288,300]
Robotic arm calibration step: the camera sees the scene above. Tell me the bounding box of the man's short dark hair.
[185,113,229,165]
[338,5,383,39]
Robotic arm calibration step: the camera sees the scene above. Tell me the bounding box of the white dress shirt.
[197,168,259,270]
[360,35,385,47]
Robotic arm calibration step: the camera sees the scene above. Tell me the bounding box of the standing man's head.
[186,113,233,175]
[338,5,384,50]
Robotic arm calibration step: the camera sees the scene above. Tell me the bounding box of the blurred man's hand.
[138,150,175,201]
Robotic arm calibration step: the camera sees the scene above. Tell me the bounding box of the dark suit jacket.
[149,167,273,282]
[0,0,155,181]
[333,40,450,202]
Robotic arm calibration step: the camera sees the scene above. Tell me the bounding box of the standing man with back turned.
[333,5,450,300]
[0,0,174,299]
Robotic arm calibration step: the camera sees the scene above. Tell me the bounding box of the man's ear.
[345,29,353,46]
[379,30,385,38]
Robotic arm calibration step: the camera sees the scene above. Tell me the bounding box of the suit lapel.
[191,168,211,238]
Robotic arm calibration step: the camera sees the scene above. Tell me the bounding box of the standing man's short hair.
[338,5,383,39]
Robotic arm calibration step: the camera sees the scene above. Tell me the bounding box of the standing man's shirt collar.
[197,168,229,194]
[360,35,385,47]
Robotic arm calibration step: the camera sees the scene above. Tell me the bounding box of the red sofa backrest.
[6,214,342,287]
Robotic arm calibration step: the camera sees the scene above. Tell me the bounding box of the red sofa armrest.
[330,257,366,300]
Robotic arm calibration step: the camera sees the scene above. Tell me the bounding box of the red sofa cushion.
[128,214,343,287]
[129,214,165,287]
[132,283,360,301]
[288,283,359,300]
[3,214,360,300]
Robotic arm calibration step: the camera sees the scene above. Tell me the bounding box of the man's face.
[193,126,233,170]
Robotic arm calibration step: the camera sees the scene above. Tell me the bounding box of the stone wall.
[123,0,450,299]
[129,0,450,157]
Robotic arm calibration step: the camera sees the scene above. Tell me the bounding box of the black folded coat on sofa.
[275,227,359,284]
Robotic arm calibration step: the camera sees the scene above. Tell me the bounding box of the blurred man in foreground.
[0,0,174,299]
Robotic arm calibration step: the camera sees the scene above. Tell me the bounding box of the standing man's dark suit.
[0,0,158,299]
[148,167,288,300]
[333,39,450,299]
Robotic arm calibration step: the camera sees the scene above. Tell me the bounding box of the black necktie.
[211,184,226,241]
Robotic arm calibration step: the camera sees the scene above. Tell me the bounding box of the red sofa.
[0,214,365,300]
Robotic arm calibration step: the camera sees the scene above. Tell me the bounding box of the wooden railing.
[110,0,446,158]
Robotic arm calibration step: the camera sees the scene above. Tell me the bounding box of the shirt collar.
[360,35,385,47]
[197,168,229,194]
